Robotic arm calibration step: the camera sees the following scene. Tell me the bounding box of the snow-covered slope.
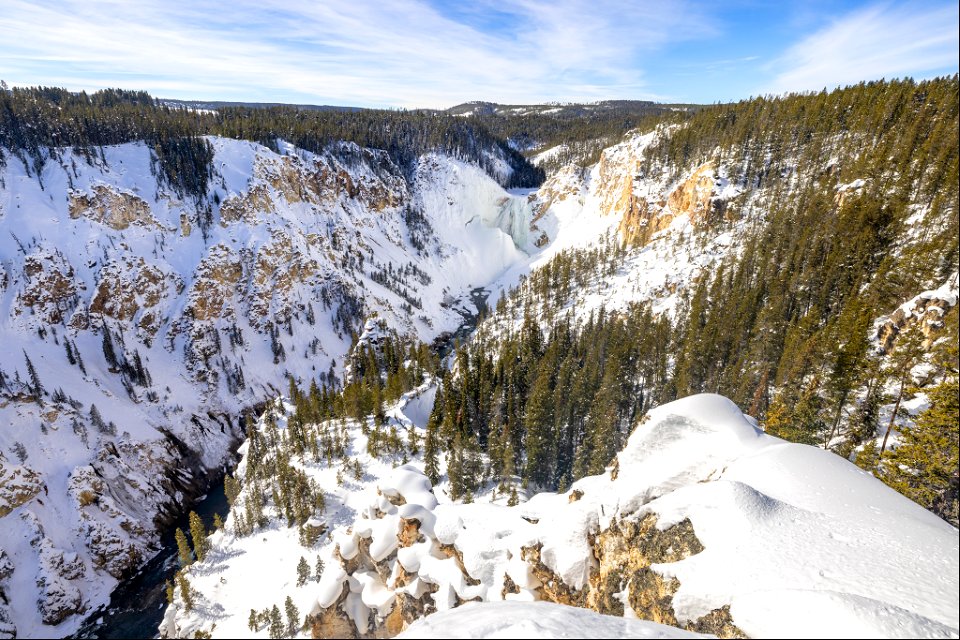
[483,127,752,333]
[397,601,708,639]
[0,138,535,637]
[161,393,959,639]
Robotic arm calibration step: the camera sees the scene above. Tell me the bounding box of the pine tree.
[188,511,208,562]
[884,380,959,524]
[268,604,284,639]
[880,328,924,455]
[175,528,193,566]
[176,572,194,612]
[296,556,310,586]
[315,555,325,581]
[424,413,441,485]
[102,326,118,370]
[248,609,258,631]
[23,351,44,403]
[74,342,87,375]
[285,596,300,636]
[224,474,241,507]
[523,366,555,487]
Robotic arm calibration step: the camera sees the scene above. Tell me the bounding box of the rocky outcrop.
[220,150,407,228]
[874,274,958,353]
[303,464,745,640]
[665,162,724,227]
[184,245,245,322]
[0,550,15,639]
[617,162,729,246]
[591,516,742,637]
[532,164,587,221]
[89,257,182,341]
[20,511,87,625]
[0,463,45,518]
[69,185,158,230]
[575,129,734,247]
[307,473,451,638]
[519,514,744,638]
[593,138,644,222]
[15,249,83,324]
[219,184,275,225]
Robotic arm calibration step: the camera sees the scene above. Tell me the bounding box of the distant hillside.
[159,99,365,113]
[443,100,703,170]
[444,99,697,118]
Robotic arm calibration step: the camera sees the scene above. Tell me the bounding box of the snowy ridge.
[872,271,960,352]
[162,393,958,639]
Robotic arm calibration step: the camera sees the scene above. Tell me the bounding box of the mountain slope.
[0,137,536,637]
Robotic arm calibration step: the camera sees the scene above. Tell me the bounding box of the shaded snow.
[398,601,709,639]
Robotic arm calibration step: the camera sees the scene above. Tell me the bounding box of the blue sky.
[0,0,957,108]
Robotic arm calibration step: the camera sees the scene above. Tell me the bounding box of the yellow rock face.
[89,257,181,339]
[186,245,244,322]
[0,463,45,518]
[219,153,406,227]
[665,162,720,227]
[69,185,158,230]
[613,162,726,247]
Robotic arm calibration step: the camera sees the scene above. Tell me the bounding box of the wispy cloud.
[768,2,959,94]
[0,0,714,107]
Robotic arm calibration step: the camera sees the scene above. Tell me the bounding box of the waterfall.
[484,193,533,250]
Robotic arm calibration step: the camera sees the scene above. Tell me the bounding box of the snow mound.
[550,394,959,638]
[397,600,710,639]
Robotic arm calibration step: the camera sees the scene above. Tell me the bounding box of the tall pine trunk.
[880,377,906,455]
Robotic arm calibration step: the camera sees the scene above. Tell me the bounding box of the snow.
[531,144,570,166]
[397,601,709,639]
[836,178,866,192]
[880,272,960,331]
[567,395,959,638]
[0,136,547,637]
[6,118,956,638]
[479,127,755,337]
[163,392,959,639]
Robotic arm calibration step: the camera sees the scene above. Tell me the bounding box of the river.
[71,483,230,639]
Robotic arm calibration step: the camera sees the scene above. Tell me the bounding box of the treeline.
[424,306,672,497]
[215,106,543,187]
[641,76,959,203]
[0,85,544,200]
